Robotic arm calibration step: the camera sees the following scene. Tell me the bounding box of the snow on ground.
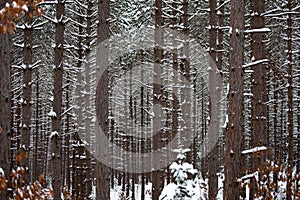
[0,167,4,176]
[110,182,152,200]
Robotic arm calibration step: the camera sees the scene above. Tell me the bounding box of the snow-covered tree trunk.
[84,0,94,194]
[21,8,34,184]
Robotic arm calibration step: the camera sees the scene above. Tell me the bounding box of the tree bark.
[51,0,65,198]
[96,0,111,198]
[21,9,33,184]
[286,1,293,199]
[224,0,245,199]
[249,0,268,198]
[152,0,164,199]
[0,7,12,199]
[208,0,218,199]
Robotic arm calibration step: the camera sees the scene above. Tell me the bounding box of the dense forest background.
[0,0,299,199]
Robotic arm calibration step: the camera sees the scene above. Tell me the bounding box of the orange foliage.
[0,152,53,199]
[0,0,44,34]
[0,167,53,199]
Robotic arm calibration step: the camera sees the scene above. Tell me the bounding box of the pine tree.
[224,0,245,199]
[159,149,202,200]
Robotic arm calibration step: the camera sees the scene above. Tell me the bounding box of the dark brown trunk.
[286,1,293,199]
[64,78,70,191]
[21,9,33,184]
[0,8,12,199]
[84,1,93,194]
[152,0,164,199]
[217,0,225,172]
[51,0,65,198]
[33,68,40,181]
[272,71,278,191]
[96,0,111,198]
[140,50,145,200]
[224,0,245,199]
[297,27,300,193]
[208,0,218,199]
[201,81,207,179]
[249,0,267,198]
[72,8,84,197]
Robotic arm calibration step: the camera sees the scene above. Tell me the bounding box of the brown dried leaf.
[16,152,23,163]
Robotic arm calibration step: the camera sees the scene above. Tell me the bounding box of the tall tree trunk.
[51,0,65,198]
[152,0,164,199]
[297,26,300,194]
[181,0,191,162]
[84,0,93,194]
[33,68,40,181]
[72,10,84,197]
[96,0,111,198]
[249,0,267,198]
[201,81,207,179]
[272,70,278,192]
[0,9,12,200]
[21,9,33,184]
[224,0,245,199]
[286,1,293,199]
[64,78,70,191]
[217,0,225,174]
[208,0,218,199]
[140,50,145,199]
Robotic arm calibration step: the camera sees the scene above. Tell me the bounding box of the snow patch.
[245,28,271,33]
[22,4,28,12]
[0,167,4,176]
[242,146,267,155]
[50,131,59,138]
[243,59,268,68]
[47,109,57,117]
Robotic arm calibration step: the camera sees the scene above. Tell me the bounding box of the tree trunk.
[0,10,12,200]
[51,0,65,198]
[21,9,33,184]
[224,0,245,199]
[249,0,267,198]
[96,0,111,198]
[208,0,218,199]
[286,1,293,199]
[152,0,164,199]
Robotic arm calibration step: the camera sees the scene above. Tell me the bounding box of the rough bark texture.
[96,0,111,198]
[297,26,300,194]
[140,54,145,199]
[286,1,293,199]
[152,0,164,199]
[21,10,33,184]
[84,0,93,194]
[51,0,65,198]
[181,0,192,163]
[224,0,245,199]
[208,0,218,199]
[217,0,225,170]
[0,7,12,199]
[249,0,267,198]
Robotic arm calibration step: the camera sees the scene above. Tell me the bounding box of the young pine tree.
[159,149,203,200]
